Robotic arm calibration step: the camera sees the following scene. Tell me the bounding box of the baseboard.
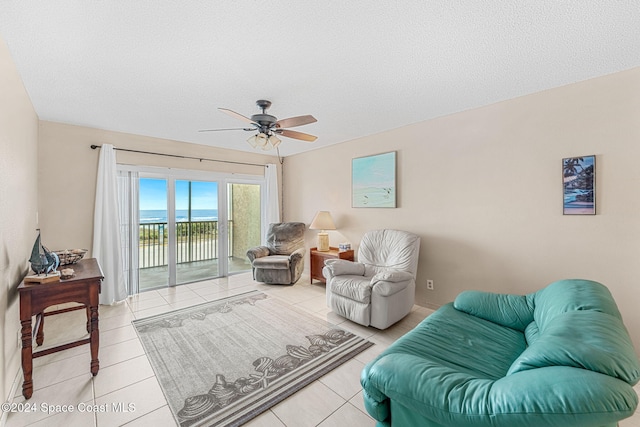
[422,301,442,311]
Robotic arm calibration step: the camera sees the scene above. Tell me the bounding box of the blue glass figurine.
[29,230,59,275]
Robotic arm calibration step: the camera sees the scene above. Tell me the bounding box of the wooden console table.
[310,247,355,284]
[18,258,103,399]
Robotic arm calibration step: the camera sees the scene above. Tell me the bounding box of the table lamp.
[309,211,336,252]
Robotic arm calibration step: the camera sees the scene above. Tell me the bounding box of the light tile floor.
[5,273,640,427]
[4,273,431,427]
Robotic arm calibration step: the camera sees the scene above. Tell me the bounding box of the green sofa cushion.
[454,291,533,331]
[532,279,623,330]
[508,310,640,383]
[377,303,526,380]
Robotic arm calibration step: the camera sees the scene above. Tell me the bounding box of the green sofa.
[361,279,640,427]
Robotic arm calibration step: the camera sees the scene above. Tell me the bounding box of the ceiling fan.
[199,100,317,151]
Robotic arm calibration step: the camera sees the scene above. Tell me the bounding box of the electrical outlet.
[427,279,434,290]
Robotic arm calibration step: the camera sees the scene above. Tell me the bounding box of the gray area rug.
[132,290,373,426]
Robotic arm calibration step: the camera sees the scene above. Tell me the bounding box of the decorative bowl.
[54,249,87,266]
[60,268,75,279]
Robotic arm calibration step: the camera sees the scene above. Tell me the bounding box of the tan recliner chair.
[246,222,306,285]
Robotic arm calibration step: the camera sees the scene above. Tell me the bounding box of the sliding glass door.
[175,180,220,285]
[139,178,169,289]
[133,169,265,291]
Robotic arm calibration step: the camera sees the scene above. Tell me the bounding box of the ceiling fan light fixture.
[211,100,318,149]
[268,134,281,148]
[256,132,269,148]
[247,134,258,148]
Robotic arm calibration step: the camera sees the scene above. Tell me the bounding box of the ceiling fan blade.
[198,127,255,132]
[278,129,318,142]
[275,115,317,129]
[218,108,256,125]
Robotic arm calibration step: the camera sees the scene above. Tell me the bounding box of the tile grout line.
[314,400,351,426]
[91,377,98,427]
[120,405,174,427]
[269,408,287,427]
[93,376,157,402]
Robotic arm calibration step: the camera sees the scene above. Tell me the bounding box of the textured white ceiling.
[1,1,639,157]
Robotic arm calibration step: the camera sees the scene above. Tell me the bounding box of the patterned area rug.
[132,290,373,427]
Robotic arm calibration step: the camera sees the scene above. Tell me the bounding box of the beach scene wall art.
[563,155,595,215]
[352,151,396,208]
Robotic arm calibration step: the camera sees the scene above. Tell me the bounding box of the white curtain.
[117,169,139,295]
[265,164,280,239]
[93,144,127,304]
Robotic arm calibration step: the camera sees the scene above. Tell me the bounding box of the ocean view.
[140,209,218,223]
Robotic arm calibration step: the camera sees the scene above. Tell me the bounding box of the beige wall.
[0,38,39,400]
[38,121,280,253]
[285,67,640,350]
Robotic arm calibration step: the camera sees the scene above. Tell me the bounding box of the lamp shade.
[309,211,336,230]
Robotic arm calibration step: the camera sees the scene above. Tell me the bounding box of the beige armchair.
[246,222,306,285]
[323,229,420,329]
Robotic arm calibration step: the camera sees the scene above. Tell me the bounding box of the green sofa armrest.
[362,353,494,425]
[454,290,534,331]
[491,367,638,426]
[363,353,638,427]
[507,310,640,384]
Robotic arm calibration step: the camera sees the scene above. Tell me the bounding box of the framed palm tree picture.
[562,155,595,215]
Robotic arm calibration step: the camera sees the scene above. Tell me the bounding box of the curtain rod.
[90,144,266,168]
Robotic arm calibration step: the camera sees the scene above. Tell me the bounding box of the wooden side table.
[18,258,103,399]
[310,247,355,284]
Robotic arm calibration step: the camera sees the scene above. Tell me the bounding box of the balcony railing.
[139,220,231,268]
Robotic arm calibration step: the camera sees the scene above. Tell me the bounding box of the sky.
[352,152,396,189]
[139,178,218,211]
